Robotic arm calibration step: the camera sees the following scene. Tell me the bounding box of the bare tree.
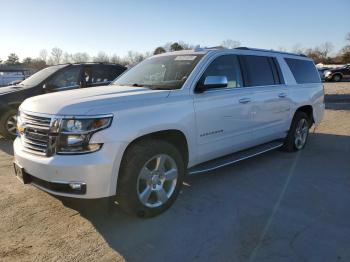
[93,51,109,62]
[51,47,63,64]
[39,49,48,62]
[277,46,287,52]
[127,51,145,64]
[304,48,323,63]
[221,39,241,49]
[62,52,72,63]
[319,42,334,60]
[291,43,305,54]
[109,54,124,64]
[72,52,90,63]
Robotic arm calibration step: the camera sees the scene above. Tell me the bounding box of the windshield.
[112,54,203,90]
[19,65,67,87]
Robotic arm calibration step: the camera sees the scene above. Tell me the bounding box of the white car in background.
[13,47,324,217]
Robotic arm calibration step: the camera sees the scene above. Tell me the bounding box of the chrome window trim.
[199,84,287,94]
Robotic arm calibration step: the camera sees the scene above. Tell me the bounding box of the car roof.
[52,62,126,67]
[155,47,311,61]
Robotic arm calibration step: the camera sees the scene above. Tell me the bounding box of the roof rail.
[194,46,226,52]
[235,47,307,57]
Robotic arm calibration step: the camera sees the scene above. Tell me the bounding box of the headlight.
[324,70,332,76]
[57,116,112,154]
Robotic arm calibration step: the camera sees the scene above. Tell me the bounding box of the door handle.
[278,93,287,98]
[239,98,251,104]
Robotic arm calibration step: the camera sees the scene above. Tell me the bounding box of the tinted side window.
[240,55,277,87]
[200,55,243,88]
[108,65,126,80]
[284,58,320,84]
[91,66,115,84]
[49,66,81,88]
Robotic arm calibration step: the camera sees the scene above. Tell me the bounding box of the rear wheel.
[282,112,310,152]
[116,139,185,217]
[0,109,18,139]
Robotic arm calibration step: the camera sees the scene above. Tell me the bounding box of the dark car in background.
[324,64,350,82]
[0,63,126,139]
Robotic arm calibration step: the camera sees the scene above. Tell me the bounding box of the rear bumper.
[13,138,127,199]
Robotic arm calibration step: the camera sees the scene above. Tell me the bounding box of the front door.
[193,55,255,163]
[47,65,82,92]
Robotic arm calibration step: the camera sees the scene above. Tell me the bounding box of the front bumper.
[13,138,127,199]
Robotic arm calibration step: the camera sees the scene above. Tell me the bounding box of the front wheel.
[0,109,18,139]
[332,74,342,82]
[282,112,310,152]
[116,139,185,217]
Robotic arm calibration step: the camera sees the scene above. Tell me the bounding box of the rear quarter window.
[284,58,320,84]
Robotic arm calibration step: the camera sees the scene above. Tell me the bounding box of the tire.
[282,111,310,152]
[116,139,185,218]
[332,74,342,82]
[0,109,18,139]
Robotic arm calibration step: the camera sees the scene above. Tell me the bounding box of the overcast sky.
[1,0,349,60]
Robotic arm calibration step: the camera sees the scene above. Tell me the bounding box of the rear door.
[239,55,291,144]
[193,54,256,163]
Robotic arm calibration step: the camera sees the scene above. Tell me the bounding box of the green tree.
[153,47,166,55]
[6,53,20,64]
[170,42,184,51]
[22,57,33,65]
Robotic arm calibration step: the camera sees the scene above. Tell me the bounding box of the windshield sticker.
[174,56,197,61]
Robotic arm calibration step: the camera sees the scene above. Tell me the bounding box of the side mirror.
[196,76,228,93]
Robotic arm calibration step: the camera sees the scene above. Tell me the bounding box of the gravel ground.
[0,82,349,262]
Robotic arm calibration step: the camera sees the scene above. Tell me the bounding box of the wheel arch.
[295,105,314,126]
[121,129,189,168]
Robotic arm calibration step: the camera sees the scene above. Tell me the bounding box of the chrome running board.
[188,141,283,175]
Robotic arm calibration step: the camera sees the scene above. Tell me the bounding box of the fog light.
[69,183,82,190]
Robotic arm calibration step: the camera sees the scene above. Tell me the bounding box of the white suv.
[13,47,325,217]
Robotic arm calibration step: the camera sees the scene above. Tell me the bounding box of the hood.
[20,85,170,115]
[0,85,24,95]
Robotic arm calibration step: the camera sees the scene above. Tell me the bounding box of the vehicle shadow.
[0,137,13,155]
[60,132,350,262]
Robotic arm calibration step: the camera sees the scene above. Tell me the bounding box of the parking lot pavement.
[0,82,350,262]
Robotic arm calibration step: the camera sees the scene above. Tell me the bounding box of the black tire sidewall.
[117,139,185,217]
[332,74,341,82]
[283,112,310,152]
[0,109,18,139]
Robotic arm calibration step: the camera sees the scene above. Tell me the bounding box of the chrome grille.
[20,113,52,156]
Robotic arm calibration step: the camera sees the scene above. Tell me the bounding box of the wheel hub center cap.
[151,174,160,184]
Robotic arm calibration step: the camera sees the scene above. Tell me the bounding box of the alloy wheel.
[294,118,308,150]
[6,114,17,136]
[137,154,178,208]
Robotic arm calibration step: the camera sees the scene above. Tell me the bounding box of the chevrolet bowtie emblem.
[17,125,25,134]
